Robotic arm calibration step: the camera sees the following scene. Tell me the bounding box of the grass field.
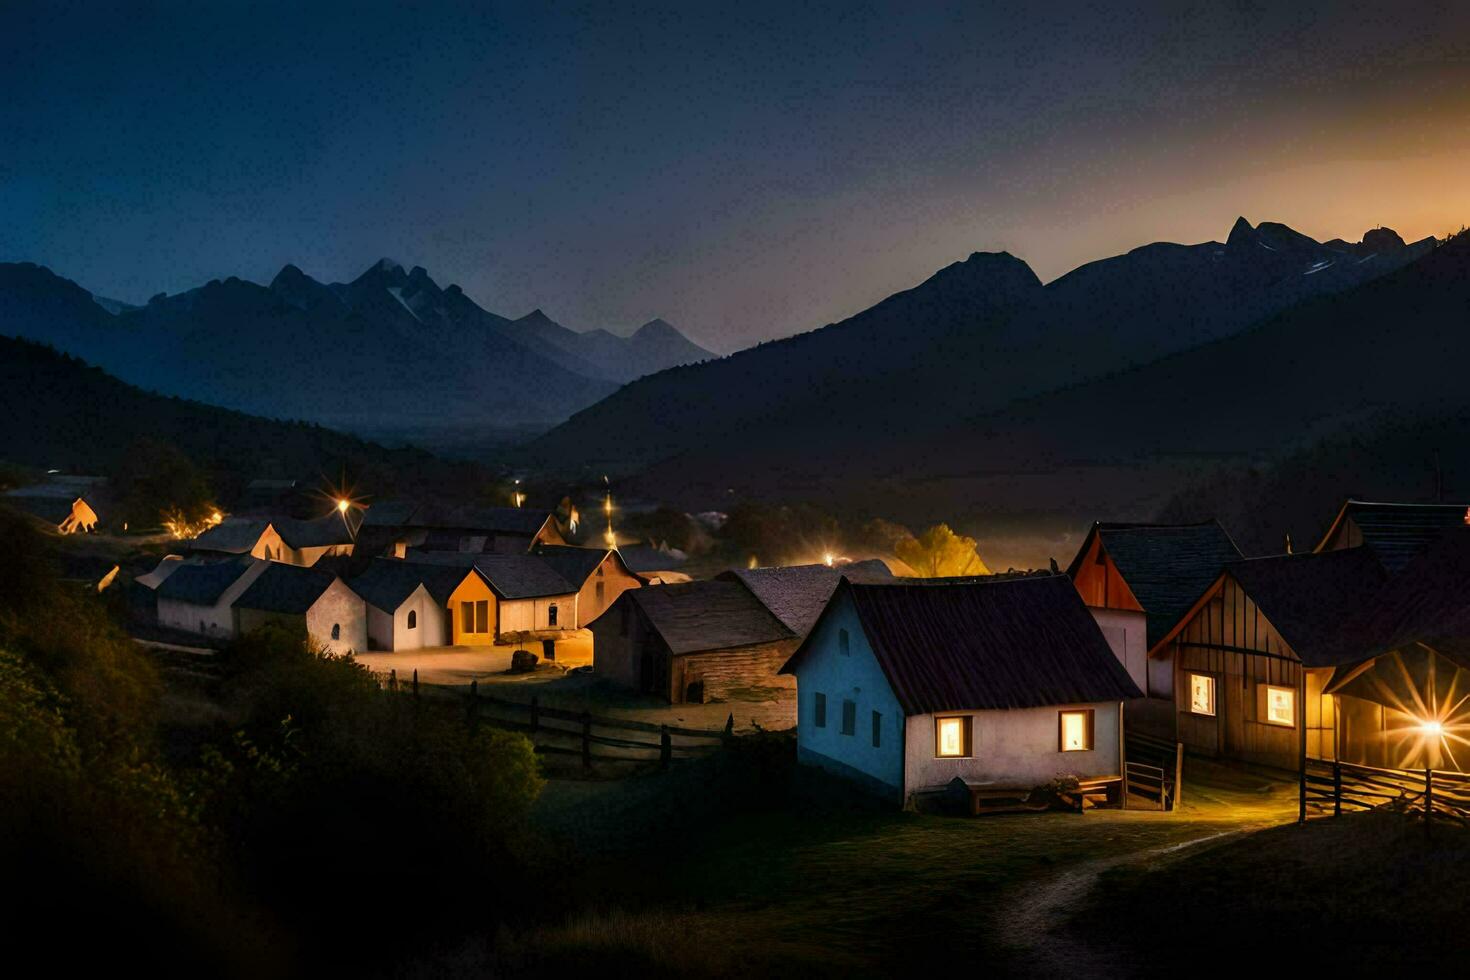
[452,752,1301,977]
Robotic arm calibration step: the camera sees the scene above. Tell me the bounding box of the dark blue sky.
[6,1,1470,351]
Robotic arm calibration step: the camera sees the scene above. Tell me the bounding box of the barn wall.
[1169,576,1306,771]
[791,593,905,797]
[677,639,799,703]
[496,594,577,635]
[574,555,641,627]
[589,599,663,694]
[904,702,1122,792]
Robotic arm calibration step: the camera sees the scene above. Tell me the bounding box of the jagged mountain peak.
[519,308,557,326]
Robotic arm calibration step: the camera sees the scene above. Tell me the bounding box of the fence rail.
[377,667,729,770]
[1303,758,1470,831]
[1124,733,1181,811]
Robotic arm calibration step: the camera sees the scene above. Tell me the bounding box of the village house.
[1150,547,1386,771]
[405,552,579,648]
[347,559,475,651]
[232,561,366,655]
[716,559,895,637]
[3,476,106,534]
[273,515,355,566]
[1066,521,1242,731]
[155,556,269,639]
[1323,529,1470,772]
[353,501,565,557]
[781,575,1141,805]
[1314,498,1470,572]
[616,543,692,584]
[531,545,643,627]
[190,518,287,562]
[589,580,798,703]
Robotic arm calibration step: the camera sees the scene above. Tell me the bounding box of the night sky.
[6,1,1470,352]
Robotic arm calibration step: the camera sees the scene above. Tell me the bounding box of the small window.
[935,716,972,758]
[475,599,489,633]
[841,699,856,736]
[871,710,882,748]
[838,628,850,656]
[813,692,827,728]
[407,610,417,630]
[1189,674,1216,716]
[331,623,341,641]
[1059,709,1094,752]
[1262,684,1296,726]
[461,601,474,634]
[548,604,559,626]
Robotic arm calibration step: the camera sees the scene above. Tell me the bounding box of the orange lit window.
[1189,674,1216,716]
[1263,685,1295,726]
[935,716,972,758]
[1060,709,1094,751]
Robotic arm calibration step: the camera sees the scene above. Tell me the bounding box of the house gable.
[1069,531,1144,613]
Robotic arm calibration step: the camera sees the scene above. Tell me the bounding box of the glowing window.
[935,716,971,758]
[1060,709,1093,751]
[1264,685,1295,726]
[1189,674,1216,716]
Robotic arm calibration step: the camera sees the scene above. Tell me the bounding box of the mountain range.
[526,218,1450,564]
[0,258,714,447]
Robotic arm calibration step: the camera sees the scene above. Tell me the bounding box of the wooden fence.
[380,668,729,770]
[1125,730,1182,811]
[1303,758,1470,831]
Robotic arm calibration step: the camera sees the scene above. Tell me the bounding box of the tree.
[895,523,991,577]
[111,438,214,530]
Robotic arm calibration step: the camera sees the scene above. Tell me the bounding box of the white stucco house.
[155,557,269,639]
[780,574,1143,805]
[347,558,476,651]
[232,561,367,655]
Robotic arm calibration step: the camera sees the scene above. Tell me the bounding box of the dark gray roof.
[617,544,687,573]
[235,562,342,615]
[604,580,795,655]
[403,551,575,599]
[190,518,271,554]
[348,558,471,610]
[275,514,354,549]
[362,500,420,527]
[1349,528,1470,664]
[717,560,894,635]
[1316,500,1470,574]
[156,557,258,605]
[1224,547,1388,667]
[1067,520,1242,648]
[784,575,1142,714]
[532,545,620,589]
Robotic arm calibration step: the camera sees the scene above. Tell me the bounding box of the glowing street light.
[337,498,350,514]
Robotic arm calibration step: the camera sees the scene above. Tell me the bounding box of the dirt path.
[994,826,1250,976]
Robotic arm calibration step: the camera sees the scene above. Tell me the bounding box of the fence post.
[389,668,397,691]
[581,710,592,771]
[660,725,671,770]
[1425,768,1434,839]
[722,712,734,747]
[1173,742,1184,811]
[412,668,419,700]
[530,695,539,734]
[1333,760,1342,817]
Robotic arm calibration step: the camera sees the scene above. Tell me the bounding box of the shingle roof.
[1315,500,1470,574]
[156,557,259,605]
[1345,528,1470,663]
[787,575,1139,714]
[235,562,342,614]
[403,551,575,599]
[612,580,795,655]
[1067,521,1242,648]
[1224,547,1388,667]
[275,514,354,549]
[348,559,472,611]
[717,560,894,636]
[532,545,618,589]
[190,518,272,554]
[616,544,687,573]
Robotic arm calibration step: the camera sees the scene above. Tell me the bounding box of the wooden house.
[156,557,268,639]
[780,575,1142,804]
[233,562,366,655]
[589,580,798,703]
[1315,499,1470,573]
[1066,521,1242,703]
[716,560,895,637]
[348,559,474,651]
[1150,547,1386,771]
[1323,529,1470,772]
[531,545,642,627]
